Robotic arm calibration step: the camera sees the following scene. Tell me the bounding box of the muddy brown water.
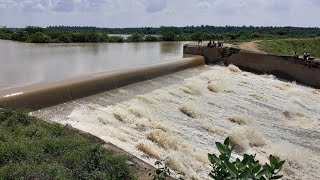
[0,40,190,89]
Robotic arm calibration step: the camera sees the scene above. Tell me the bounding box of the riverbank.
[1,26,319,44]
[258,38,320,58]
[0,109,136,179]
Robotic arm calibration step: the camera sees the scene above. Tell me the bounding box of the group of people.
[197,39,223,48]
[207,40,223,48]
[294,51,313,60]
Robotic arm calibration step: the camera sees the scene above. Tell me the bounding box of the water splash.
[34,65,320,180]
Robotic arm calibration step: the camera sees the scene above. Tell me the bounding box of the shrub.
[0,109,135,179]
[208,137,285,180]
[29,32,51,43]
[128,33,145,42]
[57,34,72,43]
[145,35,160,42]
[108,36,124,43]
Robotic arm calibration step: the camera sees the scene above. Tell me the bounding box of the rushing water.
[0,40,189,89]
[34,65,320,180]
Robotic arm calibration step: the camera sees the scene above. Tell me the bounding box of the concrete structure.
[184,44,320,88]
[0,56,204,110]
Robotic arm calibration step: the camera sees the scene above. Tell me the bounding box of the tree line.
[0,25,319,43]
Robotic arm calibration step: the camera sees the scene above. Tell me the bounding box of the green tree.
[24,26,44,34]
[29,32,51,43]
[127,33,145,42]
[145,35,160,42]
[160,26,182,41]
[57,34,72,43]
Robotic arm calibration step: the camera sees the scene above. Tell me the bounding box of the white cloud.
[0,0,319,27]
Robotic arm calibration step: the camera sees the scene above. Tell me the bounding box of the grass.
[258,38,320,58]
[0,109,135,179]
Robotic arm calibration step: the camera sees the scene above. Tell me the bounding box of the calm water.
[0,40,189,89]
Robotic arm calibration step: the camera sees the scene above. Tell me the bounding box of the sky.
[0,0,320,28]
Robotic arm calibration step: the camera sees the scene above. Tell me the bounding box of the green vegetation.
[127,33,145,42]
[0,109,135,179]
[149,160,172,180]
[208,138,285,180]
[159,26,183,41]
[258,38,320,58]
[151,138,285,180]
[1,25,320,43]
[145,35,160,42]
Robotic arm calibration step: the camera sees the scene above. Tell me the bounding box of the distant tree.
[108,36,124,43]
[145,35,160,42]
[127,33,145,42]
[175,34,191,41]
[24,26,44,34]
[160,26,182,41]
[57,34,72,43]
[11,31,28,42]
[86,32,100,42]
[29,32,51,43]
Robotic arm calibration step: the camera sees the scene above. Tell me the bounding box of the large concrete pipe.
[0,56,204,110]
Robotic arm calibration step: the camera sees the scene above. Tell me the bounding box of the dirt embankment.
[237,41,266,54]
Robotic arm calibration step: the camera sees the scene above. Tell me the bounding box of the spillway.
[33,64,320,179]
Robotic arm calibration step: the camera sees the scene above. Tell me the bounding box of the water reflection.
[0,40,190,89]
[160,41,182,54]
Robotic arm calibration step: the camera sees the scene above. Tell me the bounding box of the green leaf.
[252,164,262,174]
[225,162,238,178]
[276,160,285,170]
[224,137,230,146]
[208,154,221,165]
[216,142,227,154]
[256,169,267,178]
[270,155,279,168]
[242,155,249,165]
[270,175,283,179]
[156,169,162,175]
[239,169,250,178]
[266,164,274,174]
[219,154,229,162]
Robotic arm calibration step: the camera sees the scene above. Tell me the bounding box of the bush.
[160,26,182,41]
[208,137,285,180]
[29,32,51,43]
[0,109,135,179]
[108,36,124,43]
[145,35,160,42]
[128,33,145,42]
[175,34,191,41]
[11,32,29,42]
[57,34,72,43]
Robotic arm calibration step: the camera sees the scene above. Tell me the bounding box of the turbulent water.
[33,65,320,180]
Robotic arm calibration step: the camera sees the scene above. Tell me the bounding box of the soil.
[237,41,266,54]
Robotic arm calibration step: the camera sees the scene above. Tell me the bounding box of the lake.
[0,40,190,89]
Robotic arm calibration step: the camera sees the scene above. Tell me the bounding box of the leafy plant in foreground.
[149,160,172,180]
[208,137,285,180]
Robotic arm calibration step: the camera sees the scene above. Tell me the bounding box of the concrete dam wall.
[184,45,320,88]
[0,56,204,110]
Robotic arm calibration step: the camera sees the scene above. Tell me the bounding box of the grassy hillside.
[258,38,320,58]
[0,109,135,179]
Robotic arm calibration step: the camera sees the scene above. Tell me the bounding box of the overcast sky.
[1,0,320,28]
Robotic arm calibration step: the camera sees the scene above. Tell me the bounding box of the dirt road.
[237,41,266,54]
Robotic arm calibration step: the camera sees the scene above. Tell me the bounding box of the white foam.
[38,65,320,180]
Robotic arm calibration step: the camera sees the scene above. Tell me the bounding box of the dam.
[1,41,320,179]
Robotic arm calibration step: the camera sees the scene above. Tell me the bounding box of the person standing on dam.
[207,40,212,47]
[198,38,202,45]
